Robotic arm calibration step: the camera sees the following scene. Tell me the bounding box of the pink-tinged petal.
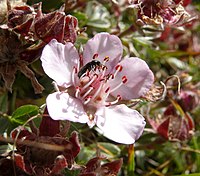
[110,57,154,100]
[41,39,79,87]
[95,104,146,144]
[46,92,89,123]
[83,33,123,71]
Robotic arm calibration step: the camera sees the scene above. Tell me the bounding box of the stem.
[127,144,135,175]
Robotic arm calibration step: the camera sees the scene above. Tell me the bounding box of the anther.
[109,76,127,93]
[102,56,110,65]
[109,74,114,79]
[84,96,92,104]
[75,86,81,97]
[105,95,121,106]
[117,94,122,101]
[93,53,99,59]
[115,65,123,72]
[122,76,128,83]
[113,64,123,78]
[104,56,110,62]
[102,65,107,71]
[105,87,110,93]
[73,66,78,73]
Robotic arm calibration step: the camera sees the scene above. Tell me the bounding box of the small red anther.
[93,53,99,59]
[122,76,128,83]
[93,74,98,78]
[117,95,122,100]
[73,66,78,73]
[105,87,110,93]
[85,95,92,101]
[109,74,114,79]
[102,65,108,70]
[76,86,81,90]
[115,65,123,72]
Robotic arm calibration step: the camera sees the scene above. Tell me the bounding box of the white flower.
[41,33,154,144]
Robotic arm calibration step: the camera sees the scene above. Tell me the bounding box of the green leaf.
[72,11,88,27]
[96,142,121,157]
[11,105,39,125]
[167,57,188,70]
[86,1,111,29]
[0,145,10,155]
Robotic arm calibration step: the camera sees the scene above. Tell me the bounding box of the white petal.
[46,92,89,123]
[95,104,146,144]
[83,33,123,72]
[41,39,79,87]
[109,57,154,99]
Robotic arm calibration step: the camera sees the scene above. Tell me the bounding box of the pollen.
[104,56,110,62]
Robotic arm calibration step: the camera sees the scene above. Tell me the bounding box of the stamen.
[105,95,122,107]
[109,76,128,93]
[82,74,98,90]
[108,74,114,79]
[122,76,128,83]
[103,56,110,65]
[91,79,104,100]
[113,64,123,78]
[115,65,123,72]
[93,53,98,59]
[81,86,94,99]
[84,96,92,104]
[105,87,110,93]
[75,86,81,98]
[101,66,107,78]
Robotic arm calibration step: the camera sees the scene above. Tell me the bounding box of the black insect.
[78,60,101,78]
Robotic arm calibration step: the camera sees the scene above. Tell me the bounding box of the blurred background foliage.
[0,0,200,175]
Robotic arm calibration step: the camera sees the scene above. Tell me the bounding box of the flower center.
[72,54,127,108]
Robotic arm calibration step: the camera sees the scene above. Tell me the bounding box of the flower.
[41,32,154,144]
[129,0,194,26]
